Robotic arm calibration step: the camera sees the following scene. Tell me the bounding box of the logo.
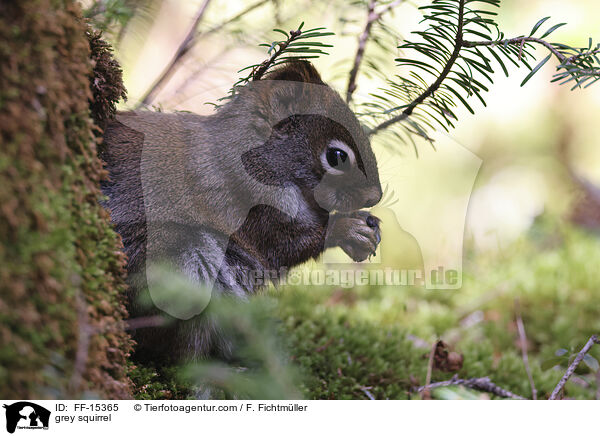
[3,402,50,434]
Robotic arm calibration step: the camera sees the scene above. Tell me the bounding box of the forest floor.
[129,217,600,400]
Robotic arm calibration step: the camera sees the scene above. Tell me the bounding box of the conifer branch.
[367,1,600,139]
[370,0,466,135]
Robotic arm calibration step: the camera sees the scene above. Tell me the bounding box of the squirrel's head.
[238,60,382,213]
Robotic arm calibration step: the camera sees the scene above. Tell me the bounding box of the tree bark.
[0,0,131,399]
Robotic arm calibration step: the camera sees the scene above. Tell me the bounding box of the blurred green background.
[85,0,600,399]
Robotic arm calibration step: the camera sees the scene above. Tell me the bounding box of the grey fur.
[100,61,383,362]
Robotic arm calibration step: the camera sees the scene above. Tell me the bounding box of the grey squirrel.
[100,60,382,362]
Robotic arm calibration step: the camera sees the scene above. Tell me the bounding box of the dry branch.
[137,0,212,107]
[199,0,269,39]
[360,386,376,400]
[346,0,405,103]
[421,340,437,399]
[136,0,270,107]
[125,315,167,331]
[462,37,600,66]
[515,299,537,400]
[415,375,526,400]
[549,334,599,400]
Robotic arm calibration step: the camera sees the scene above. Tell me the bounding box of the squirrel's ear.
[249,60,325,135]
[264,60,324,84]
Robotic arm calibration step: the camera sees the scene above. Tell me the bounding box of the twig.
[137,0,212,107]
[346,0,377,103]
[566,47,600,64]
[549,334,599,400]
[136,0,271,108]
[125,315,166,331]
[346,0,405,103]
[315,337,335,353]
[360,386,376,400]
[464,38,599,67]
[415,375,526,400]
[463,38,599,81]
[462,36,569,63]
[515,299,537,400]
[370,0,466,135]
[199,0,269,39]
[161,46,237,107]
[377,0,406,17]
[421,340,437,399]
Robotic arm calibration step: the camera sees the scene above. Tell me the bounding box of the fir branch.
[246,23,333,82]
[463,37,600,87]
[213,23,333,105]
[461,37,600,74]
[566,47,600,64]
[251,26,305,81]
[370,0,466,135]
[368,0,600,138]
[347,0,378,103]
[515,299,537,400]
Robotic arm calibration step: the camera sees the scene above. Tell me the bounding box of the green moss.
[271,218,600,399]
[128,219,599,400]
[128,364,194,400]
[0,0,131,399]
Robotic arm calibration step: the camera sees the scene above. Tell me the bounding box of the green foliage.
[274,290,429,399]
[84,0,135,35]
[129,294,302,400]
[180,296,302,399]
[222,1,598,150]
[551,38,600,89]
[129,364,194,400]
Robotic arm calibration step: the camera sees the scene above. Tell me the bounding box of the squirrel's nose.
[362,185,383,208]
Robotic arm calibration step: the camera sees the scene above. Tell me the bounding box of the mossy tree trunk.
[0,0,132,399]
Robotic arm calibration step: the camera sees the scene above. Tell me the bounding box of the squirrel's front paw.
[326,211,381,262]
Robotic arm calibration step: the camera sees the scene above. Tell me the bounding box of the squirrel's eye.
[326,148,348,168]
